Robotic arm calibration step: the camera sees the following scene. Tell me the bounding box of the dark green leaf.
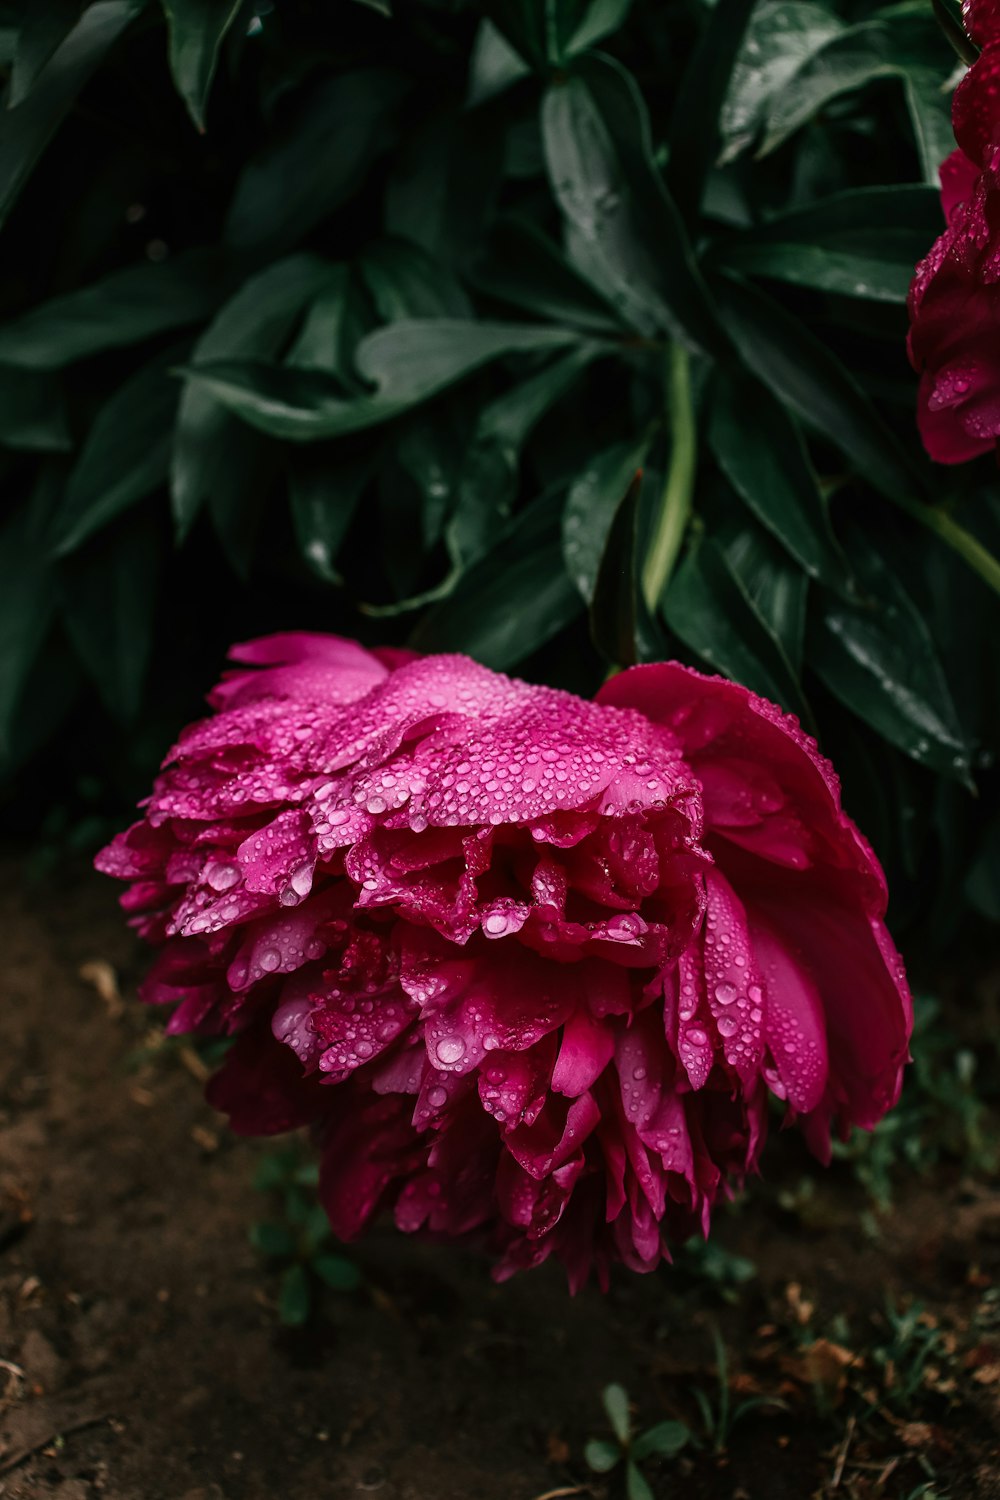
[590,470,643,667]
[665,0,757,222]
[567,0,633,53]
[9,0,79,107]
[172,254,339,542]
[541,56,723,353]
[712,275,920,503]
[472,216,625,334]
[0,0,145,229]
[57,516,158,722]
[809,531,971,783]
[289,449,371,583]
[410,490,583,667]
[631,1420,692,1461]
[903,66,958,185]
[663,537,808,718]
[708,369,848,588]
[715,242,920,304]
[466,19,530,106]
[584,1438,621,1473]
[278,1262,311,1326]
[0,365,70,450]
[285,266,369,384]
[759,22,896,156]
[312,1253,362,1292]
[161,0,241,130]
[448,345,599,567]
[385,113,503,270]
[626,1461,655,1500]
[225,70,408,254]
[563,433,651,600]
[50,347,181,556]
[721,522,808,672]
[0,250,231,368]
[712,185,941,304]
[360,237,471,321]
[720,0,844,161]
[739,184,941,241]
[602,1383,631,1445]
[182,322,586,441]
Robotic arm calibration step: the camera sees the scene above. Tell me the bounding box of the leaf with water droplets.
[541,55,723,353]
[809,528,972,785]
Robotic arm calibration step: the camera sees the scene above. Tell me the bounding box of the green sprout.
[584,1383,692,1500]
[250,1146,360,1325]
[690,1324,787,1455]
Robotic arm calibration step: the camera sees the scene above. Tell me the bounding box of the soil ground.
[1,853,999,1500]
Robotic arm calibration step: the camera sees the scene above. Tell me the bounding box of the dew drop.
[435,1035,466,1065]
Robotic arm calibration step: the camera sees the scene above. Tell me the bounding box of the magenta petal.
[551,1008,615,1096]
[748,918,829,1113]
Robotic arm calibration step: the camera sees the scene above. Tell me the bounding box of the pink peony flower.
[907,1,1000,461]
[907,148,1000,463]
[97,635,911,1289]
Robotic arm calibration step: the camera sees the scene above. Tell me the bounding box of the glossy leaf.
[50,348,181,556]
[181,322,586,442]
[809,531,971,783]
[360,237,471,321]
[590,470,642,667]
[0,250,231,369]
[410,491,583,668]
[541,56,723,353]
[720,0,844,161]
[466,19,530,106]
[903,65,959,185]
[161,0,242,131]
[172,255,339,540]
[708,369,848,588]
[721,521,809,672]
[665,0,758,222]
[471,216,625,334]
[225,71,408,254]
[9,0,80,107]
[759,22,896,156]
[385,113,503,270]
[289,449,372,584]
[563,432,652,600]
[712,275,920,504]
[0,0,145,229]
[663,537,808,719]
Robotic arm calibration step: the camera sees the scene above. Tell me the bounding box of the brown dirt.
[1,853,999,1500]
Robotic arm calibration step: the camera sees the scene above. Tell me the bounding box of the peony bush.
[98,635,910,1287]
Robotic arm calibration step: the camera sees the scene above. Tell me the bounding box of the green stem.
[641,342,696,613]
[892,493,1000,598]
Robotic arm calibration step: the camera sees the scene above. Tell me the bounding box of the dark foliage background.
[2,0,999,956]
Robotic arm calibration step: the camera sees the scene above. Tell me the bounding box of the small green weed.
[690,1324,787,1454]
[584,1383,692,1500]
[251,1145,360,1325]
